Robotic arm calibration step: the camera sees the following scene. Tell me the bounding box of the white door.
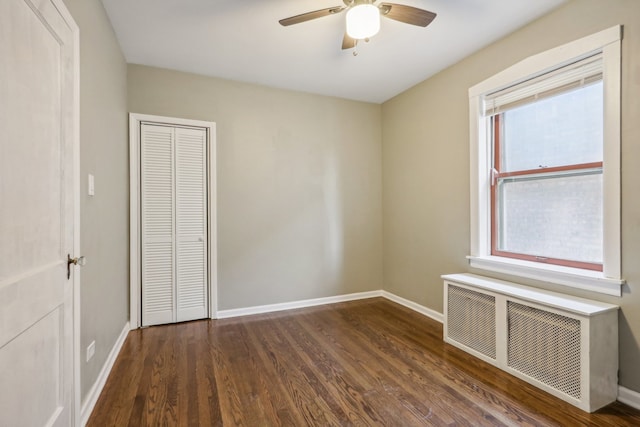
[0,0,78,426]
[141,124,208,326]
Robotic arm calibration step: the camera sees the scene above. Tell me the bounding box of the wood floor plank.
[315,302,510,426]
[87,298,640,426]
[242,323,306,426]
[248,315,355,425]
[197,324,223,427]
[276,312,391,425]
[296,306,458,425]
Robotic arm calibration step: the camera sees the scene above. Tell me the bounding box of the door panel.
[141,124,175,326]
[176,128,208,322]
[0,308,62,426]
[0,0,77,425]
[0,0,62,277]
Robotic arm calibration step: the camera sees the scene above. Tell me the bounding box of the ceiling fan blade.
[279,6,345,26]
[379,3,436,27]
[342,33,357,50]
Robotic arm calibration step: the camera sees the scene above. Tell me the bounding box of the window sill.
[466,255,624,297]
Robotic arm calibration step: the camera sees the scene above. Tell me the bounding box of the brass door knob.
[67,254,86,279]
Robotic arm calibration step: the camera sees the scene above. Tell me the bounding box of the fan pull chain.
[351,38,371,56]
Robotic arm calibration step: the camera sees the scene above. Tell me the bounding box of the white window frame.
[468,26,623,296]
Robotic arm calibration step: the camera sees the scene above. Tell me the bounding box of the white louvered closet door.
[141,124,174,326]
[141,124,208,326]
[175,127,208,322]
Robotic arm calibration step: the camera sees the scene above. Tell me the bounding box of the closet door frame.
[129,113,217,329]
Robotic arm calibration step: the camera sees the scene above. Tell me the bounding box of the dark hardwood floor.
[88,298,640,426]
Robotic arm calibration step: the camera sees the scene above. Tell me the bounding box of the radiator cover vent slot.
[447,285,496,359]
[507,301,581,399]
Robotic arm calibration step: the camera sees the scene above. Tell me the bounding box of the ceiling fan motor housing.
[346,3,381,39]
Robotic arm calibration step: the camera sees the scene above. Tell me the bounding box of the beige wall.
[62,0,129,403]
[128,65,383,310]
[382,0,640,392]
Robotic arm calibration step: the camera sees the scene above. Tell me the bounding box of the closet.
[139,122,209,326]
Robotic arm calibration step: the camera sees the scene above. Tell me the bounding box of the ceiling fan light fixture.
[346,4,380,39]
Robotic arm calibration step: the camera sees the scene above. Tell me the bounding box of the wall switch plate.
[86,340,95,362]
[88,174,95,196]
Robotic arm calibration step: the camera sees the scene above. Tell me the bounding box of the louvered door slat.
[141,124,175,326]
[175,127,208,322]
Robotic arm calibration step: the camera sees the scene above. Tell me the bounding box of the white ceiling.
[101,0,566,103]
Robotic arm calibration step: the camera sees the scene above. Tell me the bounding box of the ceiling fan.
[279,0,437,53]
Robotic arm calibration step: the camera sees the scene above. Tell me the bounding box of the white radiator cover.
[443,273,618,412]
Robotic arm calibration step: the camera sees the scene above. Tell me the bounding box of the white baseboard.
[81,322,130,426]
[216,290,384,319]
[216,289,445,324]
[618,385,640,410]
[382,291,444,323]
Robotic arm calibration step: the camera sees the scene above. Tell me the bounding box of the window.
[490,58,604,271]
[468,26,623,296]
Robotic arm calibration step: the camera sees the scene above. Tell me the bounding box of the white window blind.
[483,54,603,116]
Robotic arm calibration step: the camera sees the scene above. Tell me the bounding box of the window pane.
[497,172,602,264]
[501,82,603,172]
